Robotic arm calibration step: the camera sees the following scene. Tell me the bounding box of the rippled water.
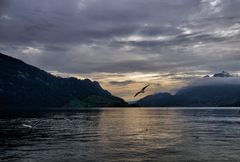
[1,108,240,162]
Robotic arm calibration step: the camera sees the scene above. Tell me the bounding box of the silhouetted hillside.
[137,72,240,107]
[137,93,176,107]
[0,53,127,108]
[175,85,240,106]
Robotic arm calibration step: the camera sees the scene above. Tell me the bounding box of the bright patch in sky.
[22,47,42,55]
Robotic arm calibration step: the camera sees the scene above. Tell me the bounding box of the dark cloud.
[0,0,240,75]
[109,80,136,86]
[0,0,8,12]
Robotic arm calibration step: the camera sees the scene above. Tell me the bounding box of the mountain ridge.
[0,53,127,108]
[137,72,240,107]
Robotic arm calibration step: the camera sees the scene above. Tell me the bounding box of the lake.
[1,108,240,162]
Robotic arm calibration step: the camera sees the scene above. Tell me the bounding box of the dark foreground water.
[1,108,240,162]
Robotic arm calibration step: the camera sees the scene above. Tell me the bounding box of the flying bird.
[22,121,40,128]
[134,84,150,97]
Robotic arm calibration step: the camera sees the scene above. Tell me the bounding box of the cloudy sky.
[1,0,240,101]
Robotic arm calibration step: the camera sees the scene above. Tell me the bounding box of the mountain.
[137,72,240,107]
[175,85,240,106]
[137,93,177,107]
[0,53,127,108]
[213,71,232,77]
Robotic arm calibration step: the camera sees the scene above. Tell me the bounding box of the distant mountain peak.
[213,71,232,78]
[137,70,240,107]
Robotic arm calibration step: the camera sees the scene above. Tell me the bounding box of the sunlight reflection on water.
[0,108,240,162]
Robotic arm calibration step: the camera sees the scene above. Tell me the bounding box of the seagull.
[22,121,40,128]
[134,84,150,97]
[22,124,33,128]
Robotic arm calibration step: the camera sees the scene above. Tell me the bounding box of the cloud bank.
[1,0,240,74]
[1,0,240,100]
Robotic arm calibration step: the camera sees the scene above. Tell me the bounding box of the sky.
[0,0,240,101]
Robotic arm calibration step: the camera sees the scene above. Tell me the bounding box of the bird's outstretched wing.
[134,84,150,97]
[142,84,150,91]
[22,124,33,128]
[134,91,141,97]
[32,121,40,127]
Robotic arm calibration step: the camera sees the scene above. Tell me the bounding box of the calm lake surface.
[1,108,240,162]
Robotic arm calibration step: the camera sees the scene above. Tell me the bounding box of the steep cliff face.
[0,53,127,108]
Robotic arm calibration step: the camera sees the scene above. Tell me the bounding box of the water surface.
[1,108,240,162]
